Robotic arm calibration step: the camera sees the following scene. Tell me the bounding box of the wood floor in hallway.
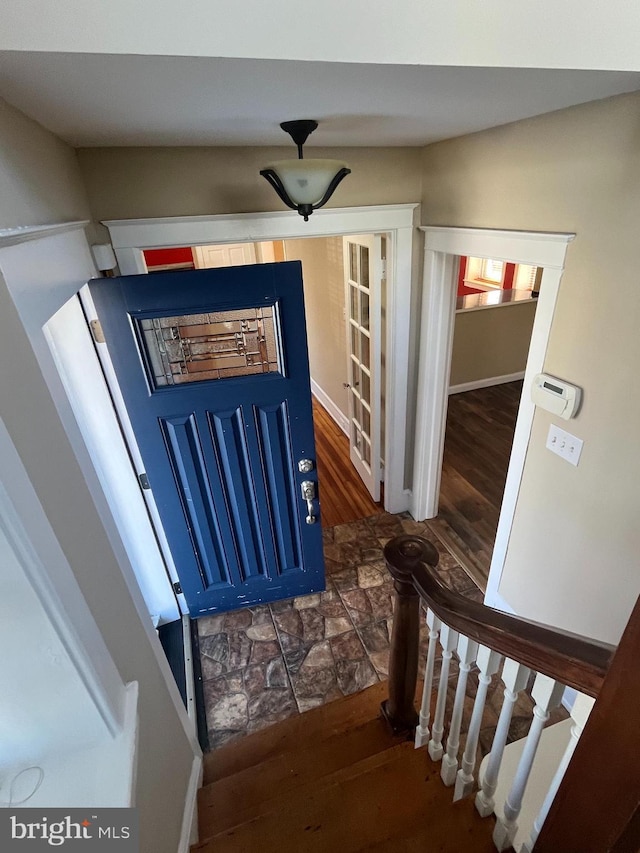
[428,380,523,590]
[313,398,381,528]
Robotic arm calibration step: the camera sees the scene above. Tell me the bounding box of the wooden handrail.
[383,535,614,732]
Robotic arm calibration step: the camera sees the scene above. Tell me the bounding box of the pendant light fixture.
[260,120,351,221]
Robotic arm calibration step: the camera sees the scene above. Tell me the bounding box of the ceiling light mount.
[280,119,319,158]
[260,120,350,221]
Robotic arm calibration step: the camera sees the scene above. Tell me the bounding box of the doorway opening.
[428,255,540,588]
[411,226,575,611]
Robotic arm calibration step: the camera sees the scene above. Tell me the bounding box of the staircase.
[193,681,498,852]
[192,533,639,852]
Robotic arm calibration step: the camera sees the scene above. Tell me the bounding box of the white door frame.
[103,204,418,514]
[411,226,575,609]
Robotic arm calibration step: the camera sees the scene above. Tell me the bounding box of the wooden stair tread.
[198,716,404,837]
[194,742,497,853]
[356,800,503,853]
[203,681,393,785]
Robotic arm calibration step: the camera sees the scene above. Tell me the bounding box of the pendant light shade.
[260,120,351,221]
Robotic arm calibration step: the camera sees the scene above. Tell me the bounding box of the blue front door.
[90,262,325,616]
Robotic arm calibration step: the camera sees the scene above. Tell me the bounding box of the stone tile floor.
[197,511,565,752]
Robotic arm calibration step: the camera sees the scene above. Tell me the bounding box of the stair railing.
[382,534,619,853]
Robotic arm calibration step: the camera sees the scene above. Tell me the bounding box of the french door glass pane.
[360,246,369,288]
[351,391,362,426]
[350,323,359,359]
[350,358,359,389]
[350,244,358,282]
[352,422,363,458]
[361,405,371,437]
[360,332,370,369]
[362,437,371,466]
[350,285,358,321]
[360,370,370,403]
[360,290,370,330]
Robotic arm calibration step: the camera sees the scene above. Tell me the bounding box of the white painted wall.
[2,1,640,70]
[0,446,119,769]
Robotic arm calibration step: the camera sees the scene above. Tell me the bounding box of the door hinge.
[138,472,151,490]
[381,259,387,279]
[89,318,105,344]
[173,582,183,595]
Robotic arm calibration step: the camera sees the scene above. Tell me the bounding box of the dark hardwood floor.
[313,398,382,528]
[427,381,523,590]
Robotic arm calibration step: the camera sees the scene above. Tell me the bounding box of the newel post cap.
[383,534,440,588]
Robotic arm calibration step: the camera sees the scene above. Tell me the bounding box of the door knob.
[300,480,317,524]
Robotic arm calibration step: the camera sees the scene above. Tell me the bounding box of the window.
[514,263,538,290]
[480,258,504,284]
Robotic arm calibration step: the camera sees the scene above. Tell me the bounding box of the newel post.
[381,534,440,734]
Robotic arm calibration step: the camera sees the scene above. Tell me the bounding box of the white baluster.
[428,623,459,762]
[454,645,502,801]
[520,693,595,853]
[476,659,531,818]
[441,634,479,786]
[493,673,565,851]
[415,610,441,748]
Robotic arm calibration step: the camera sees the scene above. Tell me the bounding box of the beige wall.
[284,237,349,417]
[0,100,195,851]
[450,302,537,387]
[0,98,90,227]
[77,146,422,222]
[422,91,640,644]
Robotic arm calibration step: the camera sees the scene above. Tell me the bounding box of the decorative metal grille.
[139,306,281,387]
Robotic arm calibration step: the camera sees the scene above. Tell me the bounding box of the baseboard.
[448,371,525,395]
[178,754,203,853]
[310,378,349,435]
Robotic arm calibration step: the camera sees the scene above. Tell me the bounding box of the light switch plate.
[546,424,583,467]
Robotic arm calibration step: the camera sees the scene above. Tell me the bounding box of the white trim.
[449,371,525,395]
[179,755,203,853]
[105,205,417,250]
[421,226,574,269]
[310,378,349,435]
[486,266,564,607]
[0,220,90,247]
[410,251,458,523]
[412,227,574,608]
[104,204,416,515]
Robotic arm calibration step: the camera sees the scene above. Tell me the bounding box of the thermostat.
[531,373,582,420]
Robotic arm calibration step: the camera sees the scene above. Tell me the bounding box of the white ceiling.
[1,52,639,148]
